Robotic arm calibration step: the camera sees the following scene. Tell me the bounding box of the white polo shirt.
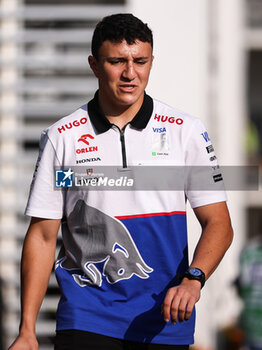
[25,92,226,345]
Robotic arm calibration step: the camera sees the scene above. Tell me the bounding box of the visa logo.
[201,131,210,142]
[152,127,166,133]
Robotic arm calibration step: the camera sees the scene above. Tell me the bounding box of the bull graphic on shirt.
[59,199,153,287]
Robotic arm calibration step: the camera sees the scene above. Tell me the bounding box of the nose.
[121,61,136,81]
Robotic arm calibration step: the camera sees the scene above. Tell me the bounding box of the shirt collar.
[87,90,153,133]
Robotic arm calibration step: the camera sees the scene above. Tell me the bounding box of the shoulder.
[150,97,213,154]
[152,98,199,124]
[152,97,202,129]
[43,103,88,139]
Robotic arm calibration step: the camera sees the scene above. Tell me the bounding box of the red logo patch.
[78,134,94,145]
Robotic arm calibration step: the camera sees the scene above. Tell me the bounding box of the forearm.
[189,202,233,281]
[162,202,233,324]
[19,219,59,335]
[190,217,233,279]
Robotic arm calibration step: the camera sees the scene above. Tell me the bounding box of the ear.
[88,55,99,78]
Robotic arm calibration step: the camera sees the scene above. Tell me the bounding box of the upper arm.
[193,201,230,226]
[26,217,61,244]
[193,201,233,242]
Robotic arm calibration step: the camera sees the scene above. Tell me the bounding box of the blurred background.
[0,0,261,349]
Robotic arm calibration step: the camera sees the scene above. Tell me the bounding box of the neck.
[98,92,144,129]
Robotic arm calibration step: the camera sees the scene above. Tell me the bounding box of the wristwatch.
[184,267,205,289]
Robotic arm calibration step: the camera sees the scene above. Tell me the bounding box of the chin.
[117,93,142,105]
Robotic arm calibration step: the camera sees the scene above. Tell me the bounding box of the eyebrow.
[106,56,150,60]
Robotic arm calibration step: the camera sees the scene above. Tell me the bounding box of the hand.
[162,278,201,324]
[8,333,38,350]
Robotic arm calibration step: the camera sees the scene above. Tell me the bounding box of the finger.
[178,296,188,323]
[184,297,196,321]
[162,288,177,323]
[170,293,181,324]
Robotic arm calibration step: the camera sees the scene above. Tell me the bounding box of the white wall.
[126,0,209,121]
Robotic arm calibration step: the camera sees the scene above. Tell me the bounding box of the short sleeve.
[25,130,64,219]
[184,119,227,208]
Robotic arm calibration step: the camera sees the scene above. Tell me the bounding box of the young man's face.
[89,40,153,112]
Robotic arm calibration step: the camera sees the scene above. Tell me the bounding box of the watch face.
[189,268,202,277]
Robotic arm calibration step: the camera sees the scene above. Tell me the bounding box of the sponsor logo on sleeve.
[213,173,223,183]
[206,145,214,153]
[201,131,210,142]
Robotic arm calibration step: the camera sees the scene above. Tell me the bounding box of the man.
[9,13,233,350]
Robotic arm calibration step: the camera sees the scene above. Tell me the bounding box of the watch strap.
[184,267,205,289]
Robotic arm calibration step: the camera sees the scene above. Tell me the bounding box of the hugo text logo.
[154,114,183,125]
[76,134,98,154]
[57,117,88,134]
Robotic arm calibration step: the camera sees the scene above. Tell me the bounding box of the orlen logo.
[58,117,88,134]
[78,134,94,145]
[76,134,98,154]
[154,114,183,125]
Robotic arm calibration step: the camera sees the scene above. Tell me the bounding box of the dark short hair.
[91,13,153,60]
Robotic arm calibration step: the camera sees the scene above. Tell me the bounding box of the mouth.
[119,84,137,92]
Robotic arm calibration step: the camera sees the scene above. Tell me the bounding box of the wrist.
[183,267,206,289]
[182,277,202,289]
[19,318,36,336]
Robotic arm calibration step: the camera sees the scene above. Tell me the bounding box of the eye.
[134,58,149,65]
[109,60,120,65]
[108,59,124,65]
